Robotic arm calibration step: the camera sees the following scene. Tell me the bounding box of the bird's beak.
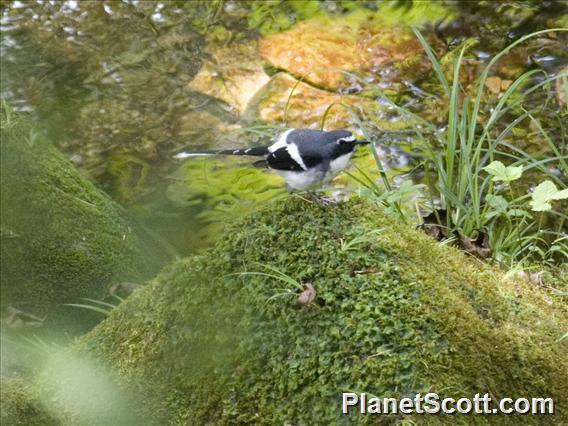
[354,140,370,145]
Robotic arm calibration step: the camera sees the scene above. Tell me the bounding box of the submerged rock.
[75,197,567,425]
[259,13,439,92]
[188,42,270,115]
[0,108,164,334]
[247,72,408,131]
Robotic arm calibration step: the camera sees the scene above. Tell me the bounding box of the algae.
[78,197,567,425]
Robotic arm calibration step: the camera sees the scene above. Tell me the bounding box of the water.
[1,0,567,257]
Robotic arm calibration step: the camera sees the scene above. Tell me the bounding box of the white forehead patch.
[337,135,356,144]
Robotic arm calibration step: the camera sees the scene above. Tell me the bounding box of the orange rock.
[246,73,382,129]
[259,19,360,90]
[500,79,513,91]
[259,15,436,91]
[485,76,502,94]
[189,42,270,114]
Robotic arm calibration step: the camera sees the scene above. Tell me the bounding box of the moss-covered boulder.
[0,378,57,426]
[0,107,165,333]
[79,197,567,425]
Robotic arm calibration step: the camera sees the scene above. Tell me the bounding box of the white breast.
[275,152,354,190]
[275,169,324,190]
[327,152,353,178]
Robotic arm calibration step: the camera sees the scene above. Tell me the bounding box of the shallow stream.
[2,0,567,257]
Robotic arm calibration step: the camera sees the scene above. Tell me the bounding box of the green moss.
[0,106,165,333]
[247,0,453,36]
[79,197,567,425]
[0,378,57,426]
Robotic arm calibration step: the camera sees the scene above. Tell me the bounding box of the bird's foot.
[317,195,340,206]
[311,190,346,205]
[290,190,347,205]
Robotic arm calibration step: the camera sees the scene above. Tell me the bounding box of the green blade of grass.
[413,28,450,96]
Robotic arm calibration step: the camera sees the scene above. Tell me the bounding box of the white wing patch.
[268,129,307,171]
[268,129,293,153]
[286,142,308,171]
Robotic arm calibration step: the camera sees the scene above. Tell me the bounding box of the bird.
[173,128,369,190]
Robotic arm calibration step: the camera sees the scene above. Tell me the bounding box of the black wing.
[266,147,304,171]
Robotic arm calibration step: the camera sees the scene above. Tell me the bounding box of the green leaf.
[482,161,523,182]
[380,180,426,204]
[530,180,568,211]
[486,194,508,212]
[508,209,530,218]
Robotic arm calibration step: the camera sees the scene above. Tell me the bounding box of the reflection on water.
[1,0,262,255]
[1,0,567,256]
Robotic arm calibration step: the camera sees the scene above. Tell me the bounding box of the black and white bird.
[174,128,369,190]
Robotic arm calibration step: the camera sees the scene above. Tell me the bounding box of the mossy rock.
[0,377,57,426]
[78,197,567,425]
[0,107,165,334]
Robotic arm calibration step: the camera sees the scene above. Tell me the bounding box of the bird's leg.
[316,195,339,206]
[288,189,343,205]
[312,189,342,205]
[288,189,322,204]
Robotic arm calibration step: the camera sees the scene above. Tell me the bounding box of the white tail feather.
[173,152,215,159]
